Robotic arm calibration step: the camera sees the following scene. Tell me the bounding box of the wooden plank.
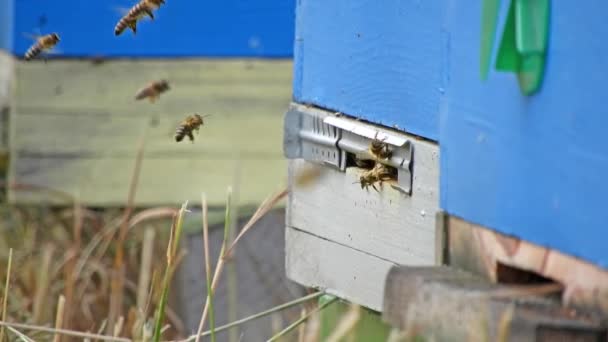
[13,112,284,156]
[0,0,11,51]
[382,266,606,342]
[285,227,396,311]
[9,59,291,205]
[446,215,608,316]
[0,51,13,171]
[10,157,286,206]
[287,134,439,265]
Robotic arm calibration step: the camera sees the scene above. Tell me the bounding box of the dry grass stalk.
[194,188,233,338]
[64,198,84,336]
[0,181,75,203]
[33,244,54,323]
[6,326,34,342]
[137,228,156,310]
[196,193,216,342]
[182,292,324,342]
[496,304,515,342]
[53,295,66,342]
[267,296,338,342]
[301,306,320,342]
[228,169,241,342]
[225,188,288,258]
[297,308,306,342]
[0,248,12,342]
[109,135,146,334]
[193,187,287,337]
[271,314,283,341]
[113,316,124,337]
[0,321,129,342]
[325,304,361,342]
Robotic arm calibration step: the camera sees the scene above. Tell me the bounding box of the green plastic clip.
[480,0,550,95]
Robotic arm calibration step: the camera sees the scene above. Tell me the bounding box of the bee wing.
[42,47,63,55]
[112,6,154,21]
[22,32,41,41]
[112,6,132,16]
[134,86,153,100]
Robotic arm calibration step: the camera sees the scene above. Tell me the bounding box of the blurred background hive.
[2,0,294,206]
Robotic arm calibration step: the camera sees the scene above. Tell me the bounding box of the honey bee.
[369,131,392,160]
[134,80,170,102]
[356,163,395,192]
[174,114,210,143]
[114,0,165,36]
[24,33,60,61]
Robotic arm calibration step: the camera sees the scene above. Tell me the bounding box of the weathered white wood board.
[0,51,13,154]
[286,227,396,311]
[287,135,439,265]
[9,59,291,205]
[11,157,286,206]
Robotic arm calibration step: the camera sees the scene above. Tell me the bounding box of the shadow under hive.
[174,209,307,341]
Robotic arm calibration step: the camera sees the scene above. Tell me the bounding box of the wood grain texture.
[9,59,292,205]
[0,51,13,157]
[285,227,396,311]
[293,0,443,140]
[446,215,608,316]
[287,135,439,265]
[382,266,606,341]
[0,0,11,51]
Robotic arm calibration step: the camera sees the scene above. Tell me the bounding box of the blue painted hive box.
[285,0,608,312]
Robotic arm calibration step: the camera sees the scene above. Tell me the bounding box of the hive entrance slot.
[346,152,399,190]
[345,152,375,170]
[496,261,556,285]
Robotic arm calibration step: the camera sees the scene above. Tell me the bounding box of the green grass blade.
[187,292,324,341]
[6,326,34,342]
[266,296,338,342]
[152,201,188,342]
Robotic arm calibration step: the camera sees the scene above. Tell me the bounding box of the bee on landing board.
[352,131,392,169]
[24,33,60,61]
[356,163,395,192]
[174,114,211,143]
[134,80,170,102]
[114,0,165,36]
[369,131,392,160]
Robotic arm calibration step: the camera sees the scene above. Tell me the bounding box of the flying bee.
[174,114,211,143]
[369,131,392,160]
[355,163,395,192]
[134,80,170,102]
[24,33,60,61]
[114,0,165,36]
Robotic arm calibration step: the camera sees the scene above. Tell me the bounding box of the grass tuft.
[266,296,337,342]
[199,193,216,342]
[152,201,189,342]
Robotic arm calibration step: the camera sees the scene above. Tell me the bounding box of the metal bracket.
[284,104,414,195]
